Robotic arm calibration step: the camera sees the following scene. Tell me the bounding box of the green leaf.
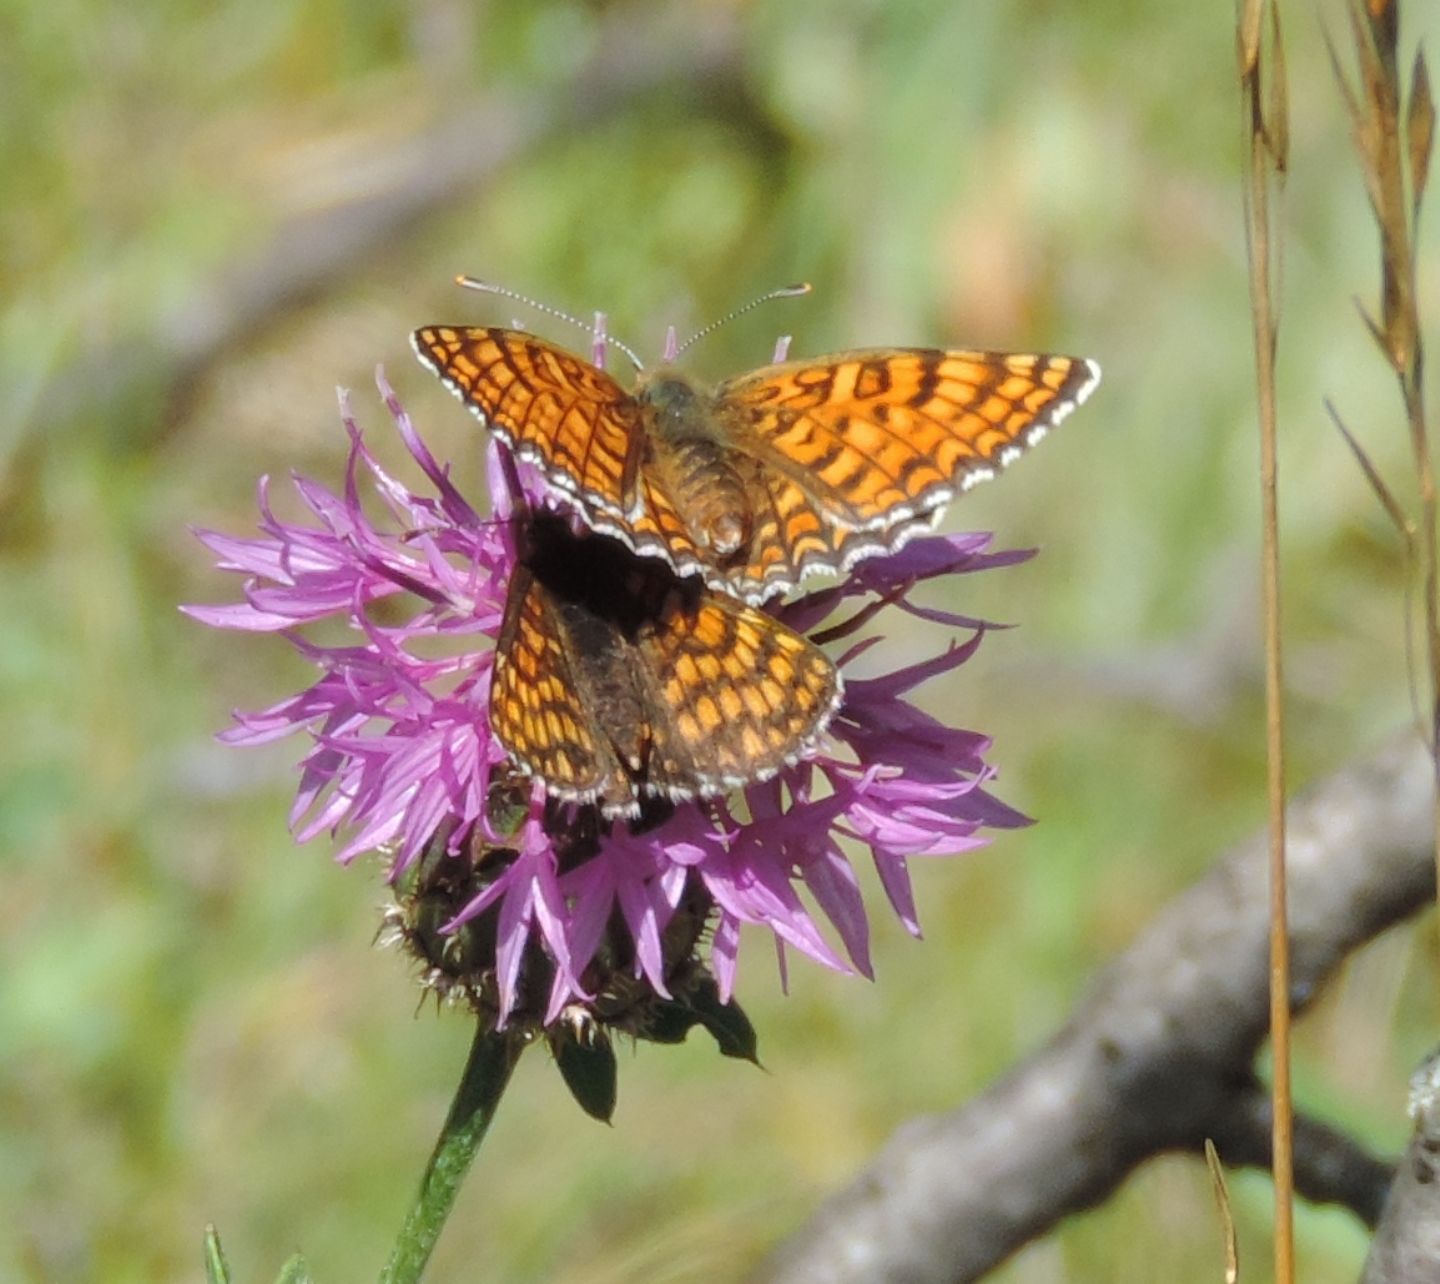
[276,1253,315,1284]
[203,1226,230,1284]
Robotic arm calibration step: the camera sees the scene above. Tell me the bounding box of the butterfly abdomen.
[657,435,752,559]
[640,375,753,561]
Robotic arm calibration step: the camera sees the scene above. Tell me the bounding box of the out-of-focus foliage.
[3,0,1438,1280]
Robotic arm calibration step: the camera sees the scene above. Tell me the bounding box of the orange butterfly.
[492,516,840,816]
[414,296,1099,605]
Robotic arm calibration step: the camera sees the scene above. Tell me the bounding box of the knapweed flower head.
[187,371,1031,1116]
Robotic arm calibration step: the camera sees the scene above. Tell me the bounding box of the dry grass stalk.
[1328,0,1437,896]
[1237,0,1293,1279]
[1204,1139,1241,1284]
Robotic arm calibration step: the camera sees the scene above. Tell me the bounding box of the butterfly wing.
[490,563,636,813]
[634,587,842,795]
[707,457,910,604]
[578,471,710,585]
[491,548,841,814]
[412,326,644,522]
[417,328,1099,602]
[717,348,1101,532]
[592,431,938,604]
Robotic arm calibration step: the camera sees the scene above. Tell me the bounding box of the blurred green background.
[5,0,1440,1279]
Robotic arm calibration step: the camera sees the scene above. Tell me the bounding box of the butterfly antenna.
[673,282,812,359]
[454,276,644,372]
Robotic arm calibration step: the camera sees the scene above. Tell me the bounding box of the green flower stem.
[381,1024,524,1284]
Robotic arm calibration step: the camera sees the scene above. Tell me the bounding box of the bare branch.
[1362,1051,1440,1282]
[1206,1084,1391,1226]
[760,733,1433,1284]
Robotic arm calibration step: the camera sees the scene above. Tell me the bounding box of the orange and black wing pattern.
[491,553,640,809]
[490,520,840,815]
[411,326,643,521]
[415,318,1100,604]
[630,572,839,801]
[717,348,1101,534]
[604,453,897,607]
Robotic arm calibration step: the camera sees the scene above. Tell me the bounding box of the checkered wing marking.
[581,471,708,582]
[718,349,1102,532]
[490,564,626,808]
[636,591,841,791]
[714,461,904,604]
[491,558,841,813]
[582,439,912,602]
[411,326,642,521]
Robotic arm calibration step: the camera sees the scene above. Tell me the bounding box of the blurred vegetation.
[3,0,1439,1280]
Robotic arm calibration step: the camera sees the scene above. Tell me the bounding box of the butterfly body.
[491,517,840,815]
[636,372,754,559]
[413,325,1100,604]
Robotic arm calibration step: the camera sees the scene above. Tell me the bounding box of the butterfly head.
[638,372,706,436]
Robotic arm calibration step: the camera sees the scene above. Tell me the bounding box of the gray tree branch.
[1363,1051,1440,1283]
[760,732,1434,1283]
[1207,1084,1391,1225]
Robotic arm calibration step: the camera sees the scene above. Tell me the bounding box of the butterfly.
[491,515,842,816]
[414,316,1100,605]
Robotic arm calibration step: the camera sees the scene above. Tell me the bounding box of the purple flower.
[187,370,1031,1054]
